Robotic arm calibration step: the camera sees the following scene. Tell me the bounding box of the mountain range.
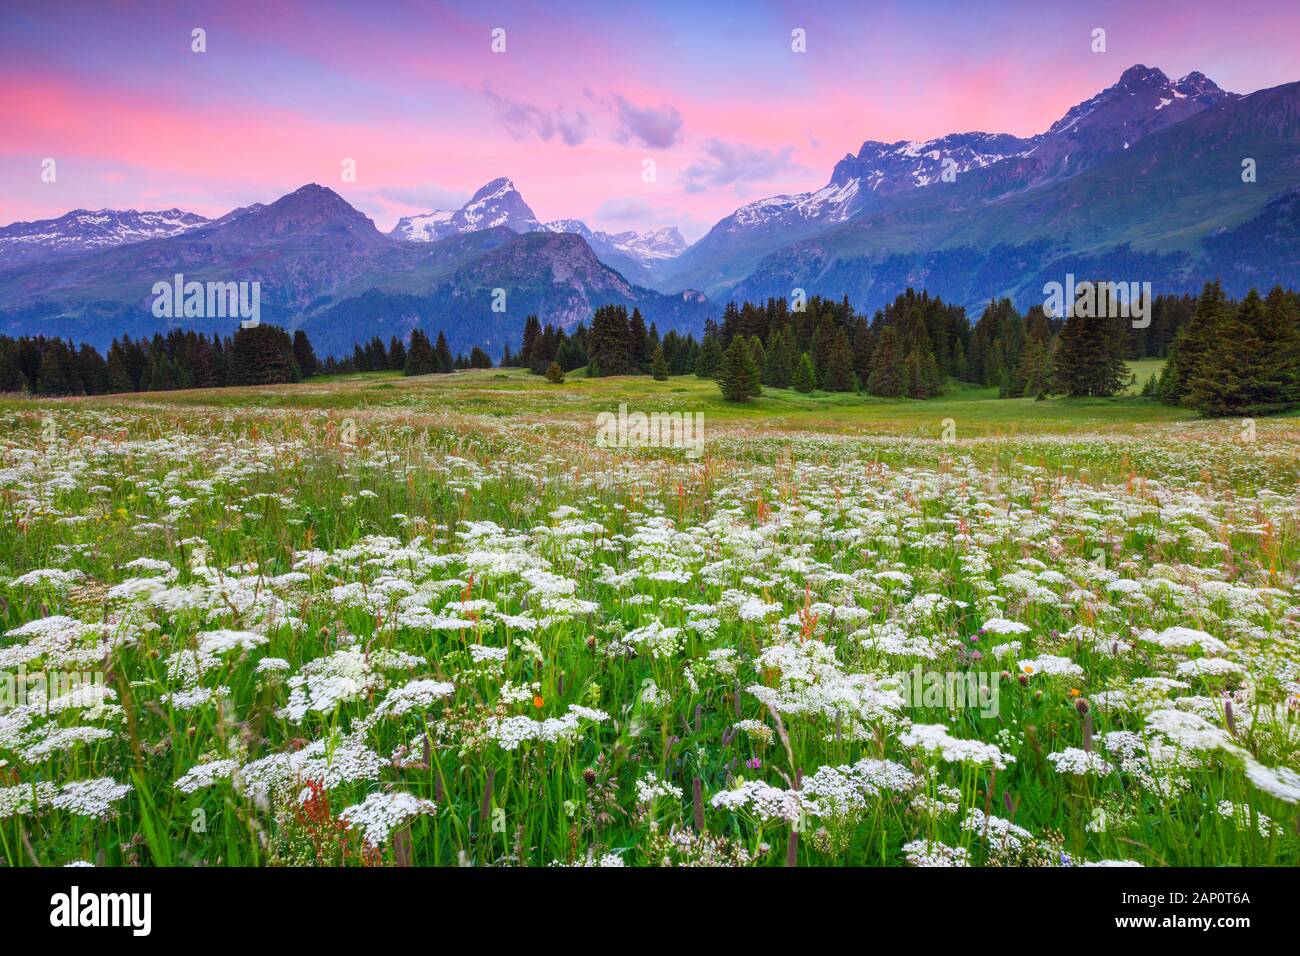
[2,64,1298,355]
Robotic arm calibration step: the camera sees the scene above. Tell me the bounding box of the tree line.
[0,325,320,395]
[11,282,1297,417]
[1155,281,1300,416]
[506,308,703,381]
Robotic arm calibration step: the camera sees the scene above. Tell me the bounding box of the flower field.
[2,381,1298,867]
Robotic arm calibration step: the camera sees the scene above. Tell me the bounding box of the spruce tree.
[1163,281,1227,405]
[763,326,794,388]
[386,336,406,371]
[822,329,856,392]
[694,335,723,379]
[867,326,904,397]
[810,313,839,387]
[545,361,565,384]
[1257,286,1300,409]
[851,318,874,387]
[792,352,816,393]
[1051,298,1129,397]
[650,344,669,381]
[434,331,454,373]
[718,335,762,402]
[1185,290,1268,416]
[404,330,436,376]
[747,335,766,379]
[590,305,633,376]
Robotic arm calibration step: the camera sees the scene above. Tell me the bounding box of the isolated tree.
[718,335,762,402]
[545,361,565,384]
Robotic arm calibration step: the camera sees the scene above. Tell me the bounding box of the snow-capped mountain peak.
[391,179,685,273]
[390,177,541,241]
[0,207,210,265]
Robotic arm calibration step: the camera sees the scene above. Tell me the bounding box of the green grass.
[1,364,1297,868]
[17,361,1191,437]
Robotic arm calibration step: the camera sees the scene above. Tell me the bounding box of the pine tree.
[545,361,565,384]
[0,339,24,392]
[718,335,762,402]
[851,318,874,387]
[590,305,633,376]
[37,344,77,395]
[1257,286,1300,409]
[763,326,794,388]
[404,329,436,376]
[1051,297,1129,397]
[810,313,839,387]
[866,326,904,397]
[650,344,669,381]
[628,308,651,373]
[792,352,816,394]
[694,335,723,379]
[1017,339,1052,398]
[519,317,541,369]
[747,335,766,379]
[434,331,454,373]
[229,325,295,385]
[106,341,134,392]
[822,329,856,392]
[1162,281,1227,405]
[1185,290,1269,416]
[386,336,406,371]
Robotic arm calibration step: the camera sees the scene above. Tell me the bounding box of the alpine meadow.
[1,0,1298,928]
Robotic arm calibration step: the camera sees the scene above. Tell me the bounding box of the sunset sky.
[2,0,1298,241]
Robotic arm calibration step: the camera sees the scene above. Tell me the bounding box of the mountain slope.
[301,231,710,357]
[728,78,1300,313]
[0,186,709,355]
[660,65,1240,296]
